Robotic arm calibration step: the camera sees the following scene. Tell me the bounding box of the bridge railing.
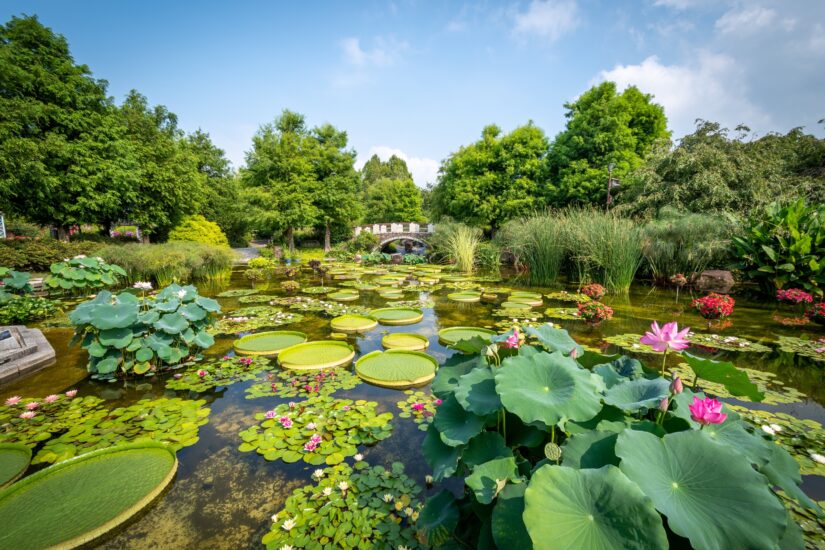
[354,223,434,236]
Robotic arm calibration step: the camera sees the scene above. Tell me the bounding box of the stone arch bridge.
[354,222,435,251]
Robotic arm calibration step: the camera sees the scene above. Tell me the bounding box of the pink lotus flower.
[411,403,425,412]
[25,402,40,411]
[265,410,276,419]
[688,396,727,426]
[434,399,443,406]
[5,396,21,406]
[670,377,683,394]
[44,394,59,403]
[640,321,691,352]
[65,390,78,398]
[504,330,520,349]
[222,355,231,361]
[197,370,207,377]
[658,397,669,412]
[19,411,36,419]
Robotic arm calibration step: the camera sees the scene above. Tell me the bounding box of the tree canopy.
[363,178,426,224]
[360,154,413,191]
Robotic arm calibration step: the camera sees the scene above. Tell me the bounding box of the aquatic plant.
[236,294,273,304]
[396,390,440,431]
[165,356,273,392]
[246,369,362,399]
[418,324,816,549]
[69,284,220,378]
[576,301,613,326]
[216,289,258,298]
[238,397,393,465]
[355,350,438,388]
[0,443,30,488]
[98,242,235,286]
[544,290,591,303]
[580,283,606,300]
[272,296,370,318]
[0,268,33,293]
[44,255,127,294]
[640,320,690,375]
[692,292,735,322]
[806,302,825,325]
[497,212,565,285]
[776,336,825,362]
[0,391,98,449]
[443,224,482,273]
[233,330,307,356]
[0,294,60,324]
[210,306,303,335]
[670,362,805,406]
[543,307,583,321]
[278,341,355,371]
[369,307,424,326]
[262,461,423,549]
[280,280,301,293]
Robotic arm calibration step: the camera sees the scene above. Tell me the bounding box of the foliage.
[692,292,735,320]
[546,81,670,206]
[0,239,103,271]
[497,212,565,285]
[431,123,549,232]
[670,362,805,406]
[776,336,825,362]
[545,290,591,303]
[807,303,825,325]
[639,207,736,282]
[246,369,362,399]
[344,231,380,253]
[360,252,392,265]
[69,284,220,378]
[360,153,414,191]
[581,283,606,300]
[403,253,427,265]
[732,199,825,296]
[97,242,235,286]
[238,396,393,465]
[44,255,126,294]
[396,390,440,432]
[577,301,613,325]
[419,325,817,549]
[262,461,423,550]
[0,294,60,324]
[216,288,258,298]
[777,288,814,305]
[165,356,273,392]
[210,305,303,335]
[0,392,99,450]
[280,280,301,293]
[363,178,426,224]
[272,296,369,318]
[440,222,482,273]
[168,214,230,247]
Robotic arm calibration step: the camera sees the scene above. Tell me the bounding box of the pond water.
[2,265,824,548]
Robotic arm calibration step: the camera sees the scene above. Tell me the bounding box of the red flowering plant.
[692,293,735,324]
[776,288,814,305]
[806,302,825,325]
[581,283,606,301]
[577,301,613,326]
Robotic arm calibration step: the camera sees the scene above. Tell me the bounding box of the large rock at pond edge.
[391,254,403,265]
[694,270,735,293]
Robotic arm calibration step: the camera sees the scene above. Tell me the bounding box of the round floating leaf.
[0,443,176,549]
[501,301,532,310]
[437,326,495,346]
[604,378,671,413]
[682,352,764,402]
[247,368,361,399]
[0,444,31,488]
[466,457,518,504]
[433,394,486,447]
[329,314,378,334]
[369,307,424,326]
[381,332,429,351]
[233,331,307,356]
[524,464,668,550]
[616,429,788,550]
[278,341,355,371]
[454,366,502,416]
[496,350,603,427]
[447,291,481,302]
[355,350,437,388]
[327,290,359,302]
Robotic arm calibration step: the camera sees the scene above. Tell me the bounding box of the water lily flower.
[44,394,59,403]
[19,411,36,419]
[338,481,348,492]
[425,475,433,485]
[281,518,296,531]
[133,281,152,291]
[322,487,333,496]
[25,402,39,411]
[811,453,825,465]
[640,321,691,375]
[197,370,207,377]
[670,376,683,394]
[65,390,77,398]
[270,513,278,523]
[306,422,316,430]
[177,289,187,299]
[383,494,394,502]
[73,254,87,259]
[278,417,293,428]
[404,507,414,517]
[303,441,318,452]
[312,469,325,479]
[4,396,21,406]
[310,434,322,443]
[280,545,293,550]
[342,405,350,411]
[411,402,425,412]
[265,410,276,419]
[222,355,231,361]
[288,402,296,409]
[762,424,777,436]
[688,396,727,427]
[354,453,363,461]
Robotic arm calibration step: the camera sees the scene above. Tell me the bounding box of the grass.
[498,213,565,286]
[445,224,482,273]
[98,242,236,286]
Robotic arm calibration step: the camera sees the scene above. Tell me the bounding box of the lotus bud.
[659,397,669,413]
[425,475,433,486]
[670,376,683,394]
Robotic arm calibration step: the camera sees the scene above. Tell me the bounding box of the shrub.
[581,283,606,301]
[806,302,825,325]
[44,256,127,294]
[168,215,230,247]
[577,300,613,325]
[0,239,104,271]
[361,252,391,265]
[475,241,501,273]
[0,268,33,294]
[0,295,61,324]
[403,254,427,265]
[97,243,235,286]
[776,288,814,305]
[692,293,735,321]
[69,284,220,378]
[346,231,379,253]
[280,280,300,293]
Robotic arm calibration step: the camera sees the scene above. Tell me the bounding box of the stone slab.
[0,326,56,384]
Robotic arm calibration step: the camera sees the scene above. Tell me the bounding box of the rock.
[694,270,735,293]
[391,253,403,265]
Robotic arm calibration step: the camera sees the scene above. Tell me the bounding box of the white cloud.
[652,0,697,8]
[596,52,771,139]
[357,146,440,188]
[513,0,579,42]
[715,6,777,35]
[340,36,407,67]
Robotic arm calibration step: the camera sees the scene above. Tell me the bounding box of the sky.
[3,0,824,186]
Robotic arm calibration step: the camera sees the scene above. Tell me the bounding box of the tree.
[360,154,413,192]
[242,110,319,253]
[430,123,549,233]
[363,178,426,224]
[546,82,670,206]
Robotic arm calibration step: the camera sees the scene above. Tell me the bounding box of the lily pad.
[524,465,668,549]
[603,334,658,354]
[355,350,438,388]
[776,336,825,362]
[382,332,430,351]
[396,390,439,431]
[0,444,31,488]
[0,443,177,549]
[687,333,772,353]
[544,307,582,321]
[166,356,273,392]
[329,314,378,334]
[369,307,424,326]
[507,294,543,307]
[671,363,805,405]
[210,306,303,335]
[233,331,307,356]
[545,291,591,303]
[301,286,333,295]
[437,326,496,346]
[278,341,355,370]
[327,290,360,302]
[217,289,259,297]
[246,368,362,399]
[500,301,532,310]
[448,291,481,303]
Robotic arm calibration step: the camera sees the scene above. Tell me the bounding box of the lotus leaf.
[604,378,671,412]
[369,307,424,326]
[330,314,377,333]
[524,464,668,550]
[238,397,393,465]
[246,368,361,399]
[682,352,764,402]
[382,332,429,351]
[395,390,439,430]
[776,336,825,362]
[44,256,126,294]
[616,429,789,550]
[419,490,460,547]
[433,395,486,447]
[491,483,532,549]
[465,457,519,504]
[496,350,602,427]
[0,443,31,488]
[461,431,512,468]
[278,341,355,370]
[166,356,273,392]
[562,430,621,469]
[594,356,644,388]
[422,426,462,481]
[233,330,307,355]
[454,366,501,416]
[431,353,483,398]
[437,326,495,346]
[355,350,437,388]
[527,325,584,356]
[97,328,133,349]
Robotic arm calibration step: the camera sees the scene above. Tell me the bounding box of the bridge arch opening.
[376,237,429,255]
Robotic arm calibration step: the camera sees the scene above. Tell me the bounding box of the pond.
[2,263,823,548]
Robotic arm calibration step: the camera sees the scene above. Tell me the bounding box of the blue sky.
[3,0,824,185]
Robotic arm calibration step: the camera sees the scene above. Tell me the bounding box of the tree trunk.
[287,227,295,255]
[324,222,331,253]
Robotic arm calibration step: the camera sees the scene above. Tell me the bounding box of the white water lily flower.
[133,281,152,291]
[270,513,279,523]
[281,518,296,531]
[632,344,640,349]
[312,469,325,479]
[383,494,394,502]
[280,545,294,550]
[769,423,783,433]
[404,507,414,517]
[338,481,348,492]
[177,289,187,299]
[73,254,87,259]
[399,546,410,550]
[322,487,333,496]
[761,425,776,435]
[811,453,825,464]
[425,475,433,484]
[354,453,363,461]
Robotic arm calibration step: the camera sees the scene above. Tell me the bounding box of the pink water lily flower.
[4,396,21,406]
[688,396,728,426]
[197,370,207,377]
[25,402,40,411]
[434,399,443,406]
[303,441,318,452]
[264,410,276,419]
[19,411,36,419]
[640,321,691,352]
[44,394,59,403]
[411,402,425,412]
[65,390,78,398]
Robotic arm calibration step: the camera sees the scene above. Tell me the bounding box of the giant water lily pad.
[448,291,481,303]
[217,289,259,298]
[507,294,543,307]
[0,444,30,488]
[0,442,177,549]
[500,301,532,310]
[355,350,438,388]
[327,290,360,302]
[496,350,602,427]
[278,341,355,370]
[777,336,825,362]
[438,326,495,346]
[166,356,273,392]
[246,368,362,399]
[233,331,307,356]
[329,314,378,334]
[524,464,668,549]
[238,396,393,465]
[369,307,424,326]
[382,332,429,351]
[545,291,591,303]
[616,430,789,550]
[210,306,303,335]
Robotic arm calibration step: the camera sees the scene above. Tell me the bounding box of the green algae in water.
[216,289,258,298]
[545,307,584,321]
[396,390,439,431]
[238,396,393,465]
[776,336,825,362]
[166,356,274,392]
[246,369,362,399]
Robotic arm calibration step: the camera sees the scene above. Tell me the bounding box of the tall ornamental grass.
[99,242,236,286]
[445,224,482,273]
[498,213,566,286]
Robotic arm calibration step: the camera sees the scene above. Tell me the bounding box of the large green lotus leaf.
[466,457,518,504]
[0,444,31,488]
[431,353,482,399]
[154,312,189,335]
[683,352,764,402]
[93,356,120,374]
[449,335,492,355]
[154,299,180,313]
[137,310,160,325]
[422,426,462,481]
[526,325,584,356]
[195,296,221,313]
[604,378,670,412]
[90,302,138,330]
[433,394,486,447]
[616,430,787,549]
[419,490,460,547]
[97,328,133,349]
[135,347,154,363]
[524,465,668,550]
[454,366,502,416]
[562,430,620,469]
[594,357,644,388]
[578,350,622,369]
[491,483,532,549]
[759,442,819,511]
[496,351,602,427]
[702,419,772,468]
[192,330,214,349]
[462,431,512,468]
[504,412,547,447]
[179,303,207,322]
[86,339,107,358]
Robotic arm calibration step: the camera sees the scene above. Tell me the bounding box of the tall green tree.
[546,82,670,206]
[363,177,426,224]
[430,123,549,233]
[360,153,413,192]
